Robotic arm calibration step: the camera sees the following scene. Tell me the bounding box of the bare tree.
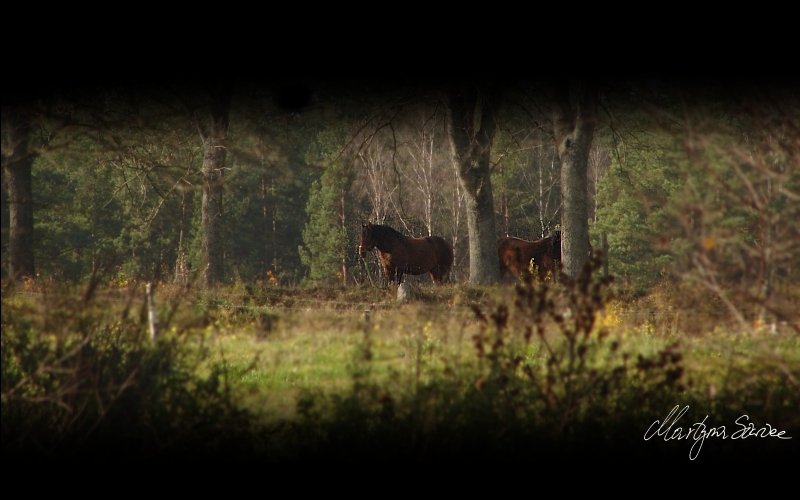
[532,143,562,238]
[194,83,232,287]
[356,132,397,223]
[588,141,611,225]
[402,104,448,237]
[444,157,468,281]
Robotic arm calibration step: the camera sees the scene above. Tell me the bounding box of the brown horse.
[359,223,454,285]
[498,230,562,280]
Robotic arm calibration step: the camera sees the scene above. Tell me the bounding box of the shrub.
[1,283,256,461]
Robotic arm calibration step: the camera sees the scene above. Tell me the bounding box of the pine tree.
[299,126,354,285]
[300,169,351,284]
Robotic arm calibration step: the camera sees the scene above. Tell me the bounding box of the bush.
[277,255,703,461]
[1,283,256,461]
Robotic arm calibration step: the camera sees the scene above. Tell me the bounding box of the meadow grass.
[2,273,798,462]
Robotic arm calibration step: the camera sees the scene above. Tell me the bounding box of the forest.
[2,77,798,463]
[2,78,797,297]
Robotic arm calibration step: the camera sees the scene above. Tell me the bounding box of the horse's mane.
[370,224,405,241]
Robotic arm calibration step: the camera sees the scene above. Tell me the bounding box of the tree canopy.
[3,76,797,324]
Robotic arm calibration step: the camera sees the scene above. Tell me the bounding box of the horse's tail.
[437,237,454,283]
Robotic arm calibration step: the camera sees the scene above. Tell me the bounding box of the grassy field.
[2,272,799,463]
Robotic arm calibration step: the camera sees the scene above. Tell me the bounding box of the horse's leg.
[430,266,440,285]
[440,267,450,284]
[383,264,394,287]
[434,261,448,285]
[499,256,514,281]
[387,263,399,286]
[540,254,554,280]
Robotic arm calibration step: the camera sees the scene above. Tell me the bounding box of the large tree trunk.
[2,121,36,281]
[447,84,502,285]
[552,81,597,278]
[199,85,231,287]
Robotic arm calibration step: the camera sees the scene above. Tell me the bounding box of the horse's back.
[498,235,559,278]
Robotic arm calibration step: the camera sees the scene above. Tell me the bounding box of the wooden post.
[146,282,158,340]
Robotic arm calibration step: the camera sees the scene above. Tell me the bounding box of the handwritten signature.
[644,405,792,460]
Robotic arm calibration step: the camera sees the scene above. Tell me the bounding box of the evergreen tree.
[299,126,354,285]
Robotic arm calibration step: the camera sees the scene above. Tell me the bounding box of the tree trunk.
[552,81,597,278]
[447,84,503,285]
[262,175,269,279]
[500,165,509,236]
[2,123,36,281]
[199,85,231,287]
[341,187,347,286]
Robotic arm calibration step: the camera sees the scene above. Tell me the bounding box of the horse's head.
[358,223,375,257]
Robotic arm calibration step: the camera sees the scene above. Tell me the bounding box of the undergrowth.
[2,259,798,463]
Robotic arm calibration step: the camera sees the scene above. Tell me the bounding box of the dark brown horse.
[498,230,562,280]
[359,223,454,285]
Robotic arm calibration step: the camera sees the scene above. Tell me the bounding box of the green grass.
[3,276,798,462]
[193,283,799,444]
[200,304,487,419]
